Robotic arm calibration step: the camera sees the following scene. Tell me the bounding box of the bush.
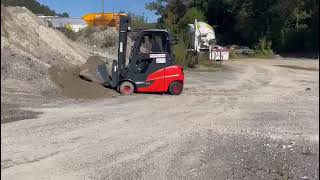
[82,26,97,37]
[173,32,223,68]
[129,13,157,29]
[254,37,273,57]
[74,26,117,48]
[172,31,202,68]
[59,27,77,41]
[173,39,189,66]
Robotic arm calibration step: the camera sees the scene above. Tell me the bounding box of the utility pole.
[102,0,104,13]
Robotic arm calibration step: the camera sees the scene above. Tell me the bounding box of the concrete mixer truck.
[188,19,229,61]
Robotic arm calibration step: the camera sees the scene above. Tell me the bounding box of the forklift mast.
[111,15,130,88]
[118,15,130,72]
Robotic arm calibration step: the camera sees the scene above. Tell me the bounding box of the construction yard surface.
[1,5,319,180]
[2,58,319,179]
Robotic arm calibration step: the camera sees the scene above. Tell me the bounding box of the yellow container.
[82,13,128,27]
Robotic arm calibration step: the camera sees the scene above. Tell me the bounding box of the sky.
[38,0,159,22]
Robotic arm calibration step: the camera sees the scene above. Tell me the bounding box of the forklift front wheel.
[119,81,134,95]
[168,81,183,95]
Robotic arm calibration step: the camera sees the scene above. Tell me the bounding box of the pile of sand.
[1,5,88,94]
[74,26,134,65]
[1,6,119,100]
[1,6,88,65]
[49,63,118,99]
[75,26,118,49]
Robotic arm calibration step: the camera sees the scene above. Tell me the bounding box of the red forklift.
[82,15,184,95]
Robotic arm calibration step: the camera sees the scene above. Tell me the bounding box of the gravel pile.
[74,26,134,65]
[1,6,120,100]
[1,6,90,94]
[75,26,118,49]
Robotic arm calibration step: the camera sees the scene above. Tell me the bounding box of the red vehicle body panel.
[136,65,184,93]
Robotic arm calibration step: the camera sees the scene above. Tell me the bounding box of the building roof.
[47,17,86,27]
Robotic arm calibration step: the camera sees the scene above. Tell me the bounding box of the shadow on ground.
[1,103,43,124]
[273,65,319,71]
[278,53,319,59]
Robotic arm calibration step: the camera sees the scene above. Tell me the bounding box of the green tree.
[178,7,206,29]
[128,12,157,29]
[164,0,187,33]
[269,0,318,52]
[145,0,168,26]
[206,0,236,44]
[61,12,69,17]
[146,0,319,55]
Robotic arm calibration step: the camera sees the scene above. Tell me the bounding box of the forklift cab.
[121,31,168,80]
[128,30,175,75]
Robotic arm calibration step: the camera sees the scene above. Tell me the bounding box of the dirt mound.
[74,26,134,64]
[1,5,90,96]
[75,26,118,49]
[1,6,122,101]
[1,6,88,65]
[49,64,118,99]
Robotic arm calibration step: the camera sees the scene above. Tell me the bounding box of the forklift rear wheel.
[119,81,134,95]
[168,81,183,95]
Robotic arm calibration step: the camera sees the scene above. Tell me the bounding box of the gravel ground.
[1,58,319,180]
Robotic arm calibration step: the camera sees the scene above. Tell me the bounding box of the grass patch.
[254,37,273,58]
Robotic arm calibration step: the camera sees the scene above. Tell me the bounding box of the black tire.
[119,81,134,95]
[168,81,183,95]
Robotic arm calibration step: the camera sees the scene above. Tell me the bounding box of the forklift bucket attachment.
[79,56,111,85]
